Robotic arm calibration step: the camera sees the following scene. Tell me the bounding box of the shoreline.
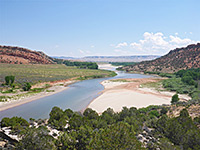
[0,80,77,112]
[87,78,191,113]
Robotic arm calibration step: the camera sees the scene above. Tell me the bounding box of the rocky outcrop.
[0,46,55,64]
[122,43,200,73]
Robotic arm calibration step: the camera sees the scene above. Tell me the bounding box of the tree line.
[110,62,137,66]
[54,59,98,69]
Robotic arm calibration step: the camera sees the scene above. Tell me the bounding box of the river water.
[0,68,152,120]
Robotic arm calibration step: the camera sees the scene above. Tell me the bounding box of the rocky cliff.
[0,46,55,64]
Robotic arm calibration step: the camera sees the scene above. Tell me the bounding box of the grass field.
[0,64,116,85]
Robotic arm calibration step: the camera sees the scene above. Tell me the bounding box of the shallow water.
[0,71,152,120]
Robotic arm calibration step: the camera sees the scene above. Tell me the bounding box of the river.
[0,66,152,120]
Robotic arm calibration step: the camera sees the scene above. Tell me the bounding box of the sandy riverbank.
[88,78,191,113]
[0,80,76,112]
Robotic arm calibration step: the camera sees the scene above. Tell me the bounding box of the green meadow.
[0,64,116,85]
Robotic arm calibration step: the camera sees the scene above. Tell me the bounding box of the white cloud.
[130,42,142,50]
[169,35,194,45]
[128,32,199,54]
[91,45,95,48]
[115,42,128,48]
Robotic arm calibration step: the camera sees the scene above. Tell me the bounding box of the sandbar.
[88,78,190,113]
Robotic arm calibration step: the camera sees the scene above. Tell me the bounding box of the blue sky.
[0,0,200,57]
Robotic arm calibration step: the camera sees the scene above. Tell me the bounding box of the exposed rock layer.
[0,46,55,64]
[122,43,200,73]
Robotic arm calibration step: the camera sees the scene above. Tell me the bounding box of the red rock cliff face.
[0,46,55,64]
[122,43,200,73]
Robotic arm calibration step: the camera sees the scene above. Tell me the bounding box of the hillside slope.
[0,46,55,64]
[122,43,200,73]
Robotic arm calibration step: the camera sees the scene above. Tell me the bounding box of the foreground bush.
[1,106,200,149]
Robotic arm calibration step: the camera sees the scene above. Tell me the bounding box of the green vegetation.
[1,117,29,134]
[75,74,117,81]
[176,68,200,87]
[144,71,175,78]
[88,122,143,150]
[110,62,137,66]
[110,79,132,82]
[142,68,200,103]
[1,88,16,94]
[162,69,200,101]
[155,109,200,150]
[1,106,200,149]
[0,64,116,87]
[17,126,57,150]
[113,62,138,71]
[48,106,68,130]
[0,86,63,102]
[0,96,11,102]
[1,117,29,128]
[5,75,15,86]
[54,59,98,69]
[171,93,179,104]
[23,82,32,91]
[141,80,163,90]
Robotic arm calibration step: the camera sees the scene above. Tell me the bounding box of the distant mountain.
[122,43,200,73]
[0,46,55,64]
[52,56,75,60]
[53,55,160,62]
[81,55,160,62]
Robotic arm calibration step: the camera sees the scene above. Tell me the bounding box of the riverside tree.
[171,93,179,104]
[23,82,32,91]
[5,75,15,86]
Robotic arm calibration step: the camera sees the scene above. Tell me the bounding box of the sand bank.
[88,78,190,113]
